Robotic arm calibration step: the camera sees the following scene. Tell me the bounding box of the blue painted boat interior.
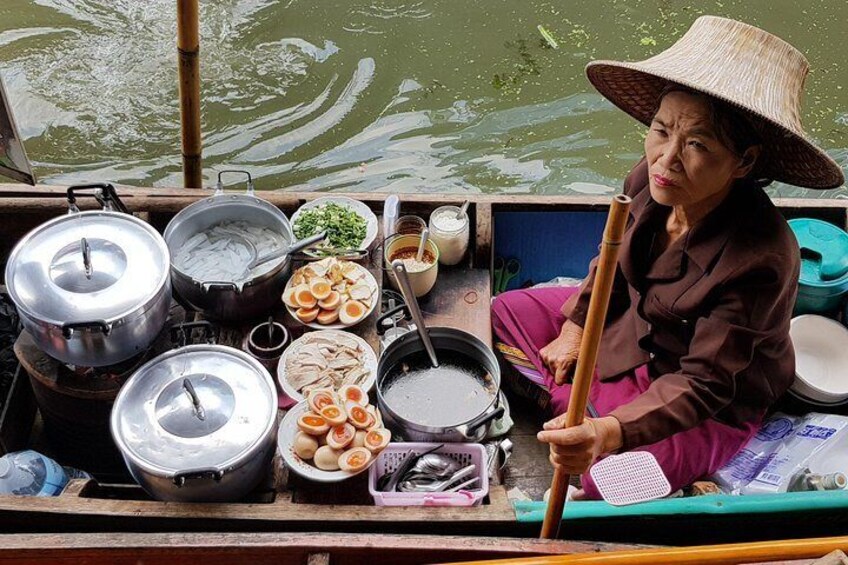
[493,210,607,290]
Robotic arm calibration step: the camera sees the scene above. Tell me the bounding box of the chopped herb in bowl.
[293,202,368,254]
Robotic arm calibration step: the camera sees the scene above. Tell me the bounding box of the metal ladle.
[409,453,461,479]
[391,259,439,368]
[245,230,328,271]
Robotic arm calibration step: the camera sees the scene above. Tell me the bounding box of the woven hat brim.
[586,61,845,190]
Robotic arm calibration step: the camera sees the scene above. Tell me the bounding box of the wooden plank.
[418,267,491,344]
[475,202,493,270]
[0,533,645,565]
[0,483,516,532]
[306,553,331,565]
[0,183,843,214]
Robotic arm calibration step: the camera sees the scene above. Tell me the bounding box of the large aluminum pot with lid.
[164,170,323,321]
[376,261,503,443]
[110,322,278,502]
[4,184,171,367]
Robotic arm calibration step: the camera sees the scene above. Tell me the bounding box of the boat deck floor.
[6,248,559,536]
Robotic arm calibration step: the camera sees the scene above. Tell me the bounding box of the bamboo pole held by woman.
[177,0,202,188]
[540,194,632,540]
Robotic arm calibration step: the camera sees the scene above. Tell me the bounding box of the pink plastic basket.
[368,442,489,507]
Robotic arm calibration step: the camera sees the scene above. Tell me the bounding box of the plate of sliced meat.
[277,330,378,404]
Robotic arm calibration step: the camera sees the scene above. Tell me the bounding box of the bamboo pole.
[177,0,202,188]
[540,194,632,539]
[438,535,848,565]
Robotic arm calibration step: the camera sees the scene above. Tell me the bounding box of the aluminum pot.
[164,170,311,321]
[110,322,278,502]
[4,184,171,367]
[376,327,504,443]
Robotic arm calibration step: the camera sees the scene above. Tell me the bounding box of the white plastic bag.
[714,412,848,495]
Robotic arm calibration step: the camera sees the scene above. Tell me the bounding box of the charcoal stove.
[13,307,186,481]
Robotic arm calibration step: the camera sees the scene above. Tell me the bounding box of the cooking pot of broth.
[375,260,503,443]
[376,327,503,442]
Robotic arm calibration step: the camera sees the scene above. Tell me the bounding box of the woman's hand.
[540,319,583,385]
[536,414,623,475]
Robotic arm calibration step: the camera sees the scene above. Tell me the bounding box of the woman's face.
[645,91,759,212]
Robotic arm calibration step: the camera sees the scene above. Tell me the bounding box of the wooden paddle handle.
[540,194,632,540]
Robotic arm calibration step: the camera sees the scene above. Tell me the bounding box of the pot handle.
[61,320,112,339]
[462,406,505,437]
[375,303,411,336]
[170,321,219,347]
[66,183,129,214]
[215,170,254,197]
[173,467,224,487]
[201,281,241,294]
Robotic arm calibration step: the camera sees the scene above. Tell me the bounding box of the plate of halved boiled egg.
[282,257,378,329]
[278,385,392,483]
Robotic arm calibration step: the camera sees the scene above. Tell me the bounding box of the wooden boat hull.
[1,185,847,546]
[0,532,645,565]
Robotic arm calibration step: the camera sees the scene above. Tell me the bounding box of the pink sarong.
[491,286,759,499]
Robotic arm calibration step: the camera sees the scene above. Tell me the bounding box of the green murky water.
[0,0,845,196]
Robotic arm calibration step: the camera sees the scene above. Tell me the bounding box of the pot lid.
[789,219,848,285]
[5,211,170,325]
[111,345,277,475]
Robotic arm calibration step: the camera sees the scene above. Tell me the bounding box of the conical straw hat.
[586,16,844,189]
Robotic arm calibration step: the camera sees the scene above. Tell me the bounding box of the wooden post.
[177,0,202,188]
[540,194,631,540]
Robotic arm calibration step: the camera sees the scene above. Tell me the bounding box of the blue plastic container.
[789,218,848,315]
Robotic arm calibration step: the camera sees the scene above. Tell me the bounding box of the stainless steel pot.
[375,261,503,443]
[110,322,278,502]
[163,170,313,321]
[377,326,504,443]
[4,184,171,367]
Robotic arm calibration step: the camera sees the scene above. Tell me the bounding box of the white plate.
[277,330,378,404]
[278,401,379,483]
[283,261,379,330]
[291,196,378,256]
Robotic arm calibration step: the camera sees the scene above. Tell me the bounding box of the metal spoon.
[455,200,470,220]
[445,476,480,492]
[377,444,445,492]
[398,464,477,493]
[409,453,460,479]
[416,228,429,262]
[391,259,439,368]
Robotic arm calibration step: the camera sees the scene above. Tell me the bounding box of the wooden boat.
[1,184,847,552]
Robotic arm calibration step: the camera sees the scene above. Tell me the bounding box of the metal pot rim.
[376,326,500,434]
[110,344,278,478]
[163,192,294,288]
[5,210,171,327]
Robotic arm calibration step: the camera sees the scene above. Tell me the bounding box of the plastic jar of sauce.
[428,205,469,266]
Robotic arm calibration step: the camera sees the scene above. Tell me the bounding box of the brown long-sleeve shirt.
[562,159,800,450]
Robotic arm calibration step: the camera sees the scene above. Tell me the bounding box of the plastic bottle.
[788,468,848,492]
[382,195,399,239]
[0,450,88,496]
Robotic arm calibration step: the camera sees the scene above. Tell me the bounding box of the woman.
[492,16,844,500]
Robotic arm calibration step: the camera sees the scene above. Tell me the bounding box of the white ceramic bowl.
[278,401,379,483]
[790,315,848,405]
[291,196,378,256]
[277,329,378,404]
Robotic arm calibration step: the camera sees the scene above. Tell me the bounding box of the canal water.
[0,0,845,196]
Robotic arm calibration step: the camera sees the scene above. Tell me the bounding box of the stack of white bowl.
[789,315,848,407]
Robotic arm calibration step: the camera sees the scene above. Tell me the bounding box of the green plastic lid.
[789,218,848,286]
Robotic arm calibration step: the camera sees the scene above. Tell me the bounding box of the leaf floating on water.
[537,25,559,49]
